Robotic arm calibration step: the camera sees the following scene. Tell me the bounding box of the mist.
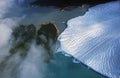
[0,0,55,78]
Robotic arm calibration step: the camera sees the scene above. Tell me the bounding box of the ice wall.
[57,1,120,78]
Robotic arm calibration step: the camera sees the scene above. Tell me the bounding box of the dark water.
[46,53,105,78]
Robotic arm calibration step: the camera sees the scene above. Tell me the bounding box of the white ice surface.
[57,1,120,78]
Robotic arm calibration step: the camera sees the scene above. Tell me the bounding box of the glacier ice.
[57,1,120,78]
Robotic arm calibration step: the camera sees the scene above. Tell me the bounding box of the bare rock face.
[37,22,59,62]
[37,23,59,45]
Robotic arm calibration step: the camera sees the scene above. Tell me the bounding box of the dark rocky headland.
[10,22,59,61]
[30,0,116,9]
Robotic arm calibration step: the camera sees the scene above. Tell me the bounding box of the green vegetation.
[10,24,36,57]
[10,22,59,59]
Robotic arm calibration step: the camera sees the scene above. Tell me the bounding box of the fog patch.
[0,0,55,78]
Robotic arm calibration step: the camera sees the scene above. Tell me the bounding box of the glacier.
[57,1,120,78]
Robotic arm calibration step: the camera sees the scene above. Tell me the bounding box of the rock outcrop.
[10,22,59,61]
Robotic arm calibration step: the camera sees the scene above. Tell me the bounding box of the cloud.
[0,1,54,78]
[0,0,25,47]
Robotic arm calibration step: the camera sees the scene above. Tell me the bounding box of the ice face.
[57,1,120,78]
